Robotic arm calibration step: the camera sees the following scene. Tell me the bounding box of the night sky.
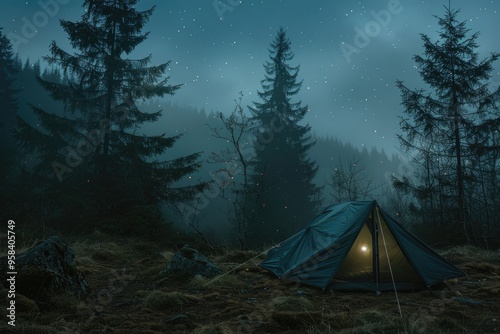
[2,0,500,155]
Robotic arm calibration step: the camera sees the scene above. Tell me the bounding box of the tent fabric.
[259,200,465,292]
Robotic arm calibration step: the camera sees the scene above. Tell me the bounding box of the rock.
[0,236,89,301]
[166,246,222,278]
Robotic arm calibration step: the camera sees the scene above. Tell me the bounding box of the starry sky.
[2,0,500,155]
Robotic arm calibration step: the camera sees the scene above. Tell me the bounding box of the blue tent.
[259,201,465,292]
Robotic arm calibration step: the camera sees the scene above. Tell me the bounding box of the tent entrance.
[333,207,421,287]
[335,222,373,281]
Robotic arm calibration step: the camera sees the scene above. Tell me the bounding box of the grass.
[213,248,266,274]
[214,249,264,263]
[192,322,234,334]
[71,239,126,276]
[477,282,500,295]
[272,295,314,312]
[271,311,322,329]
[160,250,174,262]
[306,308,471,334]
[461,261,500,275]
[308,323,335,334]
[72,239,125,258]
[1,324,59,334]
[189,273,245,290]
[0,219,50,257]
[47,292,83,312]
[307,311,353,333]
[440,245,500,263]
[13,293,40,314]
[142,290,202,310]
[6,232,499,333]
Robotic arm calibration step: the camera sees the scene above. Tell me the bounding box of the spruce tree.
[0,27,21,221]
[0,27,19,155]
[16,0,208,229]
[248,28,320,243]
[395,7,499,243]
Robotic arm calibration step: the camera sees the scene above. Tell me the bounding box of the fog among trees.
[1,1,499,249]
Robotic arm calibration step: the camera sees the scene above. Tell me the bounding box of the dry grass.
[461,261,500,275]
[72,239,123,261]
[189,274,245,290]
[192,322,234,334]
[142,290,202,310]
[47,292,83,313]
[14,293,40,314]
[7,233,499,333]
[319,308,470,334]
[271,311,322,329]
[477,282,500,295]
[270,309,354,331]
[215,249,264,263]
[160,250,174,262]
[72,238,126,276]
[404,312,440,334]
[440,245,500,263]
[1,324,58,334]
[307,311,354,332]
[305,309,401,334]
[71,231,164,262]
[308,323,335,334]
[272,295,314,312]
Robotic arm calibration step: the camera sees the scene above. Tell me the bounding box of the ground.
[1,232,499,334]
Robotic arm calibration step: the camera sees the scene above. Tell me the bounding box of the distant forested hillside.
[142,101,407,241]
[10,63,406,244]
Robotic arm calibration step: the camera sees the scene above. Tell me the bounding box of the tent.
[259,200,465,292]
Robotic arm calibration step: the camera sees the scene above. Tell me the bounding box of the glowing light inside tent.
[360,245,368,253]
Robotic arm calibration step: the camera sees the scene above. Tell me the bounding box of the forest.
[0,2,498,248]
[0,1,499,333]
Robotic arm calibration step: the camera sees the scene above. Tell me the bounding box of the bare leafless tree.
[206,92,258,249]
[328,156,378,203]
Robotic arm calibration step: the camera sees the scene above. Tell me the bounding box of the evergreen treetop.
[395,6,500,244]
[248,27,320,243]
[16,0,209,229]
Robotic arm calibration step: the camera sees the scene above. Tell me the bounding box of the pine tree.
[0,27,21,221]
[248,28,320,243]
[395,7,499,244]
[0,27,19,153]
[16,0,209,228]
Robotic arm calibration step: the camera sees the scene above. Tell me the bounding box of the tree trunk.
[453,100,469,243]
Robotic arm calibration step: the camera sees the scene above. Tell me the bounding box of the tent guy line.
[377,207,403,318]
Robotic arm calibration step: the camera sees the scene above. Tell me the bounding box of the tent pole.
[372,209,380,294]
